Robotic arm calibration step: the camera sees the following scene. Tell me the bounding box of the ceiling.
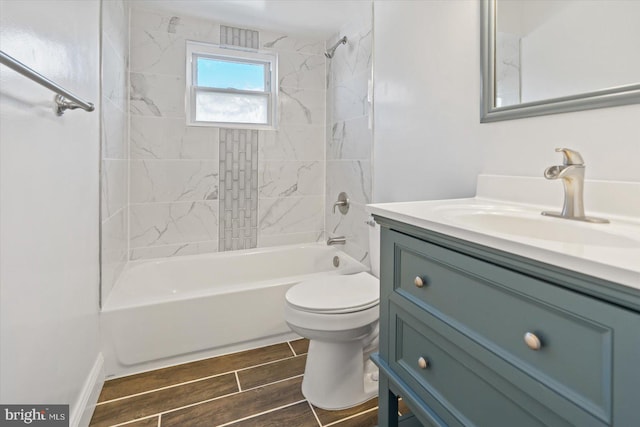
[133,0,370,38]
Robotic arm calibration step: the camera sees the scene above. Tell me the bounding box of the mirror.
[481,0,640,122]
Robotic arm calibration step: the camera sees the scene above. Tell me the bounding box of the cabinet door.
[380,227,640,426]
[390,301,577,427]
[392,231,613,419]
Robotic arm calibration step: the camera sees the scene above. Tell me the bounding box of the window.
[186,41,278,129]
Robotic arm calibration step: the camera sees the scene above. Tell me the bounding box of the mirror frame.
[480,0,640,123]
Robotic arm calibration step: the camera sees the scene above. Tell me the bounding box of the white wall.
[373,0,640,205]
[0,0,103,424]
[373,0,482,202]
[521,1,640,103]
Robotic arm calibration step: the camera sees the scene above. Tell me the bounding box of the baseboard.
[71,353,105,427]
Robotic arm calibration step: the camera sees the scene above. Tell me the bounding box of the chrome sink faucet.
[542,148,608,223]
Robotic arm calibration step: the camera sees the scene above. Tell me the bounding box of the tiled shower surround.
[495,31,521,107]
[128,7,327,260]
[99,4,374,301]
[325,5,374,266]
[100,0,129,301]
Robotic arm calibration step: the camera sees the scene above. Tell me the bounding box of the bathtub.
[101,243,366,377]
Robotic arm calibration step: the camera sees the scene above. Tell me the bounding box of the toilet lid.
[286,272,379,314]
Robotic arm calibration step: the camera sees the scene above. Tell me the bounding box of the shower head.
[325,36,347,59]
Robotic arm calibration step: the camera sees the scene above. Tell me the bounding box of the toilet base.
[301,339,379,410]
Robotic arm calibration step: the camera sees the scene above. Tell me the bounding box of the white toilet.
[284,221,380,410]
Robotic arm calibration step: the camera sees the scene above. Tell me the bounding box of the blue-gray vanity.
[368,181,640,427]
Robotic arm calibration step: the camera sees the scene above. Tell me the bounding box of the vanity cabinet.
[372,217,640,427]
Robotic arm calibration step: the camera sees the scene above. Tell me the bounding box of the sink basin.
[439,205,640,248]
[367,178,640,288]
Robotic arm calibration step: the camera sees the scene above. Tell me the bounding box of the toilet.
[284,220,380,410]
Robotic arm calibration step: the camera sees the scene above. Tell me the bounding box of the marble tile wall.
[101,0,129,303]
[495,32,521,107]
[128,7,326,259]
[257,29,326,248]
[129,7,220,260]
[325,3,374,266]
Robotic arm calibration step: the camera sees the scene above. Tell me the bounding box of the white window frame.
[186,40,278,129]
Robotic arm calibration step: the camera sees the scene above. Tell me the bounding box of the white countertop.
[367,189,640,291]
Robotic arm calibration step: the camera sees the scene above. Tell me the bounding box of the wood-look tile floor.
[90,339,410,427]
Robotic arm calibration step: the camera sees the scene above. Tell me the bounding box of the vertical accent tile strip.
[219,129,259,251]
[220,25,259,50]
[218,25,260,251]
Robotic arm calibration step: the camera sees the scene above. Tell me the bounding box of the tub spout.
[327,236,346,245]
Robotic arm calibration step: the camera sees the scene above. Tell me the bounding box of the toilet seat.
[286,272,379,314]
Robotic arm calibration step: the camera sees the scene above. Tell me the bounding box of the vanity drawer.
[388,229,639,424]
[389,302,576,427]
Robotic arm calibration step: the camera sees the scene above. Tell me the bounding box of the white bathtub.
[101,243,366,377]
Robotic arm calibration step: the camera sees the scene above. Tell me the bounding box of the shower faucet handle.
[333,192,350,215]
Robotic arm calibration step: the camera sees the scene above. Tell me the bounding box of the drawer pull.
[414,276,426,288]
[418,357,429,369]
[524,332,542,351]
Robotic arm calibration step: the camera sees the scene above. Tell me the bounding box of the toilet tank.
[368,216,380,278]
